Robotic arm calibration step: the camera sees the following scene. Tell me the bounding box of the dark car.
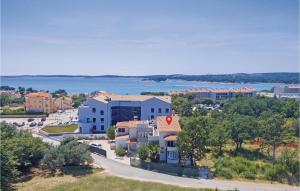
[18,122,25,127]
[41,117,46,121]
[29,122,37,127]
[28,118,34,122]
[37,122,43,126]
[13,122,18,126]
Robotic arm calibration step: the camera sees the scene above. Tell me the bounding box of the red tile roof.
[156,115,181,132]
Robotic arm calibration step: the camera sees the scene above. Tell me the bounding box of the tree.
[26,87,38,93]
[259,111,284,161]
[277,149,299,183]
[18,86,26,96]
[209,123,229,155]
[41,147,65,173]
[282,99,299,118]
[147,144,160,161]
[72,93,87,108]
[41,138,93,172]
[107,126,116,140]
[0,94,10,106]
[226,115,258,152]
[0,143,18,190]
[177,116,212,165]
[138,146,149,161]
[172,96,192,116]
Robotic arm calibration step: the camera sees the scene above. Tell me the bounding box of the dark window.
[100,118,104,123]
[167,141,176,147]
[100,110,104,115]
[101,125,104,130]
[118,128,125,133]
[111,106,141,125]
[165,108,169,113]
[86,118,90,123]
[93,118,96,123]
[151,115,154,120]
[158,108,162,113]
[92,108,96,113]
[151,108,155,113]
[92,125,96,130]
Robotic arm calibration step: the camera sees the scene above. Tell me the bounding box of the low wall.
[130,158,199,178]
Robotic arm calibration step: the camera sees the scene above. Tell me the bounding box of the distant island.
[1,72,299,84]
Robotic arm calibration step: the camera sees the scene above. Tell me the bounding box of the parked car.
[18,122,25,127]
[41,117,46,121]
[29,122,37,127]
[90,143,102,148]
[37,122,43,126]
[28,118,34,122]
[13,122,18,126]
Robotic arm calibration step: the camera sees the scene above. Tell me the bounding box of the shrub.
[115,147,126,157]
[241,170,256,179]
[107,126,116,140]
[215,168,233,179]
[138,146,149,161]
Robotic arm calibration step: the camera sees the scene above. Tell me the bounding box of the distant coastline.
[1,72,299,84]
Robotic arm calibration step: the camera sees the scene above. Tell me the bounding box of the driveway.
[92,153,299,191]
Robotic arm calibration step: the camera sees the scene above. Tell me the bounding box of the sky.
[1,0,299,75]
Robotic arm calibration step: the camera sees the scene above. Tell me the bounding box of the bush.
[115,147,126,157]
[138,146,149,161]
[241,170,256,179]
[107,126,116,140]
[215,168,233,179]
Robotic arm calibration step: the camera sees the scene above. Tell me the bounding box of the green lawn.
[42,124,78,133]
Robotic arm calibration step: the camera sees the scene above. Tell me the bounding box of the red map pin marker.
[166,116,172,125]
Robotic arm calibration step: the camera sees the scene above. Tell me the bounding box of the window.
[100,118,104,123]
[100,110,104,115]
[92,107,96,113]
[165,108,169,113]
[118,128,125,133]
[158,108,162,113]
[86,118,90,123]
[151,108,154,113]
[93,118,96,123]
[101,125,105,131]
[151,115,154,120]
[167,141,176,147]
[92,125,96,130]
[167,151,177,160]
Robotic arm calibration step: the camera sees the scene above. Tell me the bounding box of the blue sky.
[1,0,299,75]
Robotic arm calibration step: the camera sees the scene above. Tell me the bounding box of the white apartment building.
[78,92,172,133]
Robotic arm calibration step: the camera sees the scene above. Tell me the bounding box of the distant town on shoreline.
[1,72,299,84]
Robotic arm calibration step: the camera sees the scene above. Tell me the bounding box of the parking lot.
[0,109,78,133]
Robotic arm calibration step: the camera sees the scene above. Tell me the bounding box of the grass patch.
[15,171,219,191]
[42,124,78,133]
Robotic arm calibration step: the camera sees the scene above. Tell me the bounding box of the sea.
[0,76,286,95]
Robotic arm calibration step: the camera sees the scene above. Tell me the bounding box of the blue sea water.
[0,76,284,95]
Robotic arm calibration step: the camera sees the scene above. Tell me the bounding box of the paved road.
[92,154,298,191]
[36,135,299,191]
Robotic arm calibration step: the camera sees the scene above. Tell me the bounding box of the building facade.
[78,92,172,133]
[172,87,256,102]
[115,115,181,164]
[25,92,57,113]
[54,96,73,110]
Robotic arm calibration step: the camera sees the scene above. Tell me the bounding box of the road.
[36,135,298,191]
[91,154,298,191]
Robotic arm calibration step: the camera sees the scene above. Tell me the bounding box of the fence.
[88,145,107,157]
[130,158,199,178]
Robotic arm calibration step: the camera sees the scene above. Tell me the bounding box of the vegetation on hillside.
[1,123,93,190]
[72,93,87,108]
[173,95,300,184]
